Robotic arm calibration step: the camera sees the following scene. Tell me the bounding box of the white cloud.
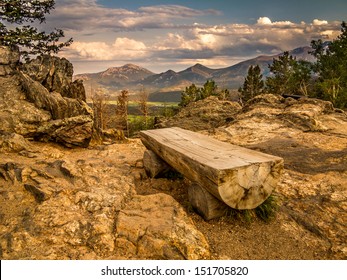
[112,38,147,57]
[65,38,148,61]
[313,19,329,26]
[257,17,294,27]
[68,42,113,60]
[257,17,272,25]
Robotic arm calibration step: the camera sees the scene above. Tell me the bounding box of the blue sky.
[47,0,346,74]
[97,0,347,23]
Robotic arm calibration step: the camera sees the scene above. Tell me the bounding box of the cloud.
[144,16,341,69]
[65,38,148,61]
[312,19,329,26]
[112,38,147,57]
[51,2,342,72]
[257,17,272,25]
[257,17,294,27]
[48,1,220,32]
[138,5,221,17]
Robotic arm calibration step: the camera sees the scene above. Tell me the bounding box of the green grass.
[128,115,156,137]
[255,194,278,222]
[224,194,279,223]
[106,100,179,107]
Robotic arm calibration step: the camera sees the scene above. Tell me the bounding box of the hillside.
[1,94,346,260]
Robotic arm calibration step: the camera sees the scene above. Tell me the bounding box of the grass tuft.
[255,194,278,222]
[224,194,278,223]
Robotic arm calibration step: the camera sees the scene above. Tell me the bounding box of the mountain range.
[74,46,314,100]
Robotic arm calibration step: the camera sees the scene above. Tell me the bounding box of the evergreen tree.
[266,51,296,95]
[0,0,72,59]
[310,21,347,108]
[238,65,264,103]
[201,79,218,99]
[290,60,312,96]
[180,83,200,107]
[179,80,220,107]
[266,51,312,96]
[137,87,150,129]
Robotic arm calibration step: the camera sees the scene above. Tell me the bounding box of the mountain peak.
[99,64,154,79]
[121,63,147,70]
[189,63,211,70]
[164,69,177,75]
[74,45,315,96]
[192,63,205,68]
[179,63,214,79]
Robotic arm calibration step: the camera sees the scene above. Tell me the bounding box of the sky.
[43,0,347,74]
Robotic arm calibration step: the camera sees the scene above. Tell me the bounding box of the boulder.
[241,94,335,132]
[115,193,210,260]
[0,132,37,153]
[21,55,86,101]
[0,46,93,147]
[159,96,242,131]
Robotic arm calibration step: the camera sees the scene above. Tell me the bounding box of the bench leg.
[188,183,229,220]
[143,150,171,178]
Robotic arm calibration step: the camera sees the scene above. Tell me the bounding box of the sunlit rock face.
[0,46,93,147]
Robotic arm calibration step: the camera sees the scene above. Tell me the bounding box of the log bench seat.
[139,127,283,220]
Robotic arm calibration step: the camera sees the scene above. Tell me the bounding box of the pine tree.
[180,83,200,107]
[310,21,347,108]
[201,80,218,99]
[266,51,312,96]
[0,0,72,60]
[290,60,312,96]
[238,65,264,103]
[266,51,296,95]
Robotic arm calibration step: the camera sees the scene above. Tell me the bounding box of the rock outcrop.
[0,140,210,260]
[0,46,93,147]
[148,94,347,259]
[0,132,37,154]
[21,55,86,101]
[158,96,242,131]
[213,94,347,259]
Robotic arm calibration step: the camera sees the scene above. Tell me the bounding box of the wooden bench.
[140,127,283,220]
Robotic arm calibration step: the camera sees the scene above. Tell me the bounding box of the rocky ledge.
[0,135,210,259]
[0,46,93,148]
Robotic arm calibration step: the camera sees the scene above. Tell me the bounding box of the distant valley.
[74,46,314,102]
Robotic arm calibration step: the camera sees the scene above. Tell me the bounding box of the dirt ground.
[135,175,333,260]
